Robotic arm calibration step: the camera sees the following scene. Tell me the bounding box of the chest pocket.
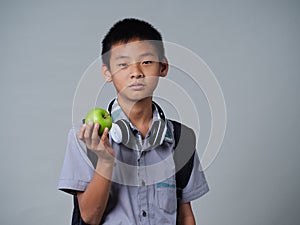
[156,176,177,214]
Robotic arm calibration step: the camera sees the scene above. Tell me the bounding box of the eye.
[118,63,128,68]
[142,60,153,65]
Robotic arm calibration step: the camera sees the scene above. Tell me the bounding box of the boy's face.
[102,40,168,103]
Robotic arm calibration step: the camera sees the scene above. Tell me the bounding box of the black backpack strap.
[171,120,196,201]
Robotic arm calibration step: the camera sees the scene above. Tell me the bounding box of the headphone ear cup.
[114,120,137,148]
[148,119,167,147]
[115,120,130,145]
[110,123,122,144]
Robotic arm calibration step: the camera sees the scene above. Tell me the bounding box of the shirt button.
[141,180,146,186]
[142,210,147,217]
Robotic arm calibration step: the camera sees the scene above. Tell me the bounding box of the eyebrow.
[114,55,130,60]
[139,52,156,58]
[114,52,156,61]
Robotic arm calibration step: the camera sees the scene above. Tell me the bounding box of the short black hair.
[101,18,165,68]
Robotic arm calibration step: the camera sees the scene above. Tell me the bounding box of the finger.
[100,128,111,148]
[91,123,100,145]
[101,127,109,142]
[84,121,94,138]
[78,124,86,140]
[84,121,94,146]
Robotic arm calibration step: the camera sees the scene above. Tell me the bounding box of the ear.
[159,57,169,77]
[102,64,112,82]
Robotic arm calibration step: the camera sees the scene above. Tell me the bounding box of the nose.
[130,63,144,79]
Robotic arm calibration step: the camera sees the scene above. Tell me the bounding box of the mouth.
[129,83,145,90]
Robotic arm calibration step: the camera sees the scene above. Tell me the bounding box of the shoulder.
[167,119,196,147]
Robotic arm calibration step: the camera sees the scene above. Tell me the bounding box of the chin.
[119,94,152,103]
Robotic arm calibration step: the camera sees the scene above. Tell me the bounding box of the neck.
[117,97,153,138]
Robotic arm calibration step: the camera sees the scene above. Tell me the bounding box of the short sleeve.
[57,127,94,195]
[179,152,209,203]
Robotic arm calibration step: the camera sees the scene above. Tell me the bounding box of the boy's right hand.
[78,121,115,165]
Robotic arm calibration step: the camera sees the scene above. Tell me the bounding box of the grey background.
[1,0,299,224]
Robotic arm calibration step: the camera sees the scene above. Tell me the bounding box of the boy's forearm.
[177,215,196,225]
[177,202,196,225]
[77,160,114,225]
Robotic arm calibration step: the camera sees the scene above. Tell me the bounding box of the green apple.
[85,108,112,135]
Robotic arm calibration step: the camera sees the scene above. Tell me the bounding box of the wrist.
[95,159,114,179]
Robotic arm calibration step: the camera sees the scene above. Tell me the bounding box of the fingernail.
[88,121,93,126]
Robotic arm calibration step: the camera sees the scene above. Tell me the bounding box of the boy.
[58,18,209,225]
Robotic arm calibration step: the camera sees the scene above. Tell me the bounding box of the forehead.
[110,40,159,60]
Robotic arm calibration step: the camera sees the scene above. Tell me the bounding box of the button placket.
[138,152,150,223]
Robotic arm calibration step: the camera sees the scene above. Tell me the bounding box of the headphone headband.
[108,99,165,122]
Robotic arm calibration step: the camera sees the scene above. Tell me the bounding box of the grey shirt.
[58,100,209,225]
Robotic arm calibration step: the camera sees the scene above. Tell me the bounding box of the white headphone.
[108,99,167,149]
